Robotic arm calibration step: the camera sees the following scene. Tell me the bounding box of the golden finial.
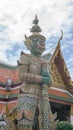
[58,30,63,44]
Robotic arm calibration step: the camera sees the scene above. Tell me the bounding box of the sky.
[0,0,73,80]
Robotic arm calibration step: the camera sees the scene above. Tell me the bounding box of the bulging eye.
[37,41,40,45]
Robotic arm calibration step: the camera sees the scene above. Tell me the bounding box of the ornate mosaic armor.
[17,53,42,129]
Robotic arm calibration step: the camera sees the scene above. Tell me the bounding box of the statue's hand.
[41,62,51,85]
[41,62,50,77]
[42,76,51,85]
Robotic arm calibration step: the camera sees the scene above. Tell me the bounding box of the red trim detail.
[50,98,73,105]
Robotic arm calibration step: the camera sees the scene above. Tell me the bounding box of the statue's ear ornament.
[24,34,32,50]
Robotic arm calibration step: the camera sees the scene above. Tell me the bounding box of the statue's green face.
[31,37,45,56]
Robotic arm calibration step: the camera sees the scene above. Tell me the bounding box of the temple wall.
[71,106,73,125]
[0,63,18,83]
[71,106,73,115]
[71,116,73,125]
[71,106,73,124]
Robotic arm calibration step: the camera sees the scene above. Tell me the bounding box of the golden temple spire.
[58,30,63,45]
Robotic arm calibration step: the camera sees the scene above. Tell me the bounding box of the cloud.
[0,0,73,40]
[0,0,73,80]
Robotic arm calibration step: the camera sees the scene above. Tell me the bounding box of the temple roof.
[49,87,73,105]
[42,42,73,87]
[0,86,73,115]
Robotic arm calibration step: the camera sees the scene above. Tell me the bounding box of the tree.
[57,121,73,130]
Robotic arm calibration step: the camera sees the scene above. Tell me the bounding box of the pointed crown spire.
[30,15,42,33]
[33,15,39,25]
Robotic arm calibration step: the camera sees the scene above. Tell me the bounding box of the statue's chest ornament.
[29,63,41,75]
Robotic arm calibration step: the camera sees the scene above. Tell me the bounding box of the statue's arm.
[19,72,51,85]
[18,64,51,85]
[18,54,51,85]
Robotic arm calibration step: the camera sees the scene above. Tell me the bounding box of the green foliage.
[57,121,73,130]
